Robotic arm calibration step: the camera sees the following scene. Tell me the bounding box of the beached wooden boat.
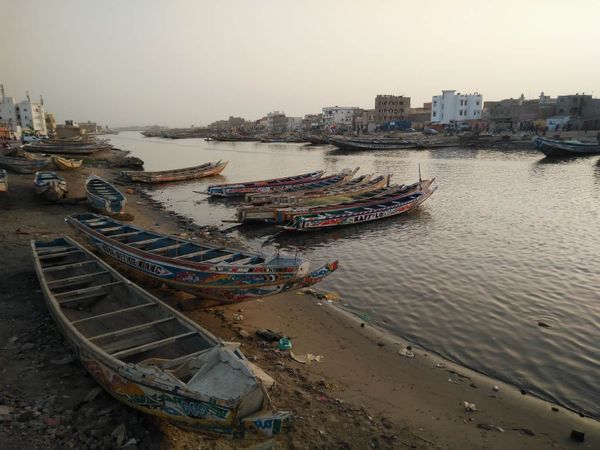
[206,170,325,197]
[532,136,600,157]
[66,212,338,302]
[283,179,437,231]
[243,168,358,204]
[85,176,126,214]
[24,138,112,155]
[236,175,394,223]
[0,169,7,192]
[53,155,83,170]
[122,160,228,183]
[31,236,291,436]
[0,148,51,174]
[34,171,67,201]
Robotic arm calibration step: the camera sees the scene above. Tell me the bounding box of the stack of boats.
[0,147,51,173]
[23,136,112,155]
[326,135,454,151]
[206,168,436,231]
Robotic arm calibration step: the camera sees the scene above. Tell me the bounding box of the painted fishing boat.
[24,138,112,155]
[206,170,325,197]
[85,176,126,214]
[53,155,83,170]
[122,160,228,183]
[244,168,358,203]
[65,213,338,303]
[31,236,291,437]
[0,148,51,174]
[34,171,68,201]
[246,173,388,206]
[0,169,7,192]
[532,136,600,157]
[283,180,437,231]
[235,175,394,223]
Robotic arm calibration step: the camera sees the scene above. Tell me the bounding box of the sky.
[1,0,599,127]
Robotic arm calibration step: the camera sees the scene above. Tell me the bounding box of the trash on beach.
[299,288,340,301]
[448,378,458,384]
[477,423,504,432]
[399,347,415,358]
[492,385,499,392]
[463,401,477,412]
[290,351,323,364]
[255,329,283,342]
[359,313,371,322]
[436,362,446,369]
[232,313,244,322]
[570,430,585,442]
[278,337,292,351]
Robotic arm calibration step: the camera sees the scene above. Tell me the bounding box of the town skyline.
[2,0,600,127]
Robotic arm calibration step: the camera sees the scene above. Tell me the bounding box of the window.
[433,112,436,117]
[476,101,480,105]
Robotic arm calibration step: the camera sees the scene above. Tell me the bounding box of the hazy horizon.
[2,0,599,127]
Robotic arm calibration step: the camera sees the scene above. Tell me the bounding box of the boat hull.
[53,155,83,170]
[207,170,325,197]
[533,136,600,157]
[85,176,126,214]
[123,161,228,183]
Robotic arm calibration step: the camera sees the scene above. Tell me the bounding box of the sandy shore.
[0,149,598,449]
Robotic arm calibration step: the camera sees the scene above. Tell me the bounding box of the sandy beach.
[0,149,598,449]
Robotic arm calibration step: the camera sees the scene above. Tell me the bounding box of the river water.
[109,131,600,418]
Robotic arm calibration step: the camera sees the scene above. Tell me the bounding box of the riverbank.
[0,149,598,449]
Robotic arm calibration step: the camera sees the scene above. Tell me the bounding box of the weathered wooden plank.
[97,226,125,233]
[148,243,186,254]
[42,260,97,272]
[71,303,156,324]
[58,291,109,305]
[89,317,175,341]
[110,331,197,359]
[129,237,165,247]
[47,270,110,287]
[38,249,83,260]
[202,253,236,264]
[173,248,214,260]
[55,281,123,298]
[110,231,143,240]
[37,246,77,256]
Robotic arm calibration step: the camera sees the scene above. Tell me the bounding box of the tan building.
[375,95,411,123]
[355,109,376,133]
[56,120,84,139]
[45,113,57,137]
[408,102,432,126]
[80,121,100,134]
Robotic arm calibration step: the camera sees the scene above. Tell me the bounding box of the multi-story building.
[374,95,410,124]
[408,102,432,127]
[431,90,483,124]
[0,85,47,136]
[354,109,376,133]
[303,113,323,131]
[322,106,360,129]
[266,111,288,133]
[286,116,303,132]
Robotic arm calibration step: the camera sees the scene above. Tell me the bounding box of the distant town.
[2,82,600,142]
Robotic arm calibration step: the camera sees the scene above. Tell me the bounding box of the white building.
[431,90,483,124]
[546,116,570,131]
[322,106,360,129]
[0,86,47,136]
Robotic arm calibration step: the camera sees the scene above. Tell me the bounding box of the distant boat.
[282,179,437,231]
[85,176,126,214]
[122,160,228,183]
[206,170,325,197]
[0,148,50,174]
[66,212,338,303]
[533,136,600,157]
[31,236,291,437]
[0,169,7,192]
[52,155,83,170]
[34,171,67,201]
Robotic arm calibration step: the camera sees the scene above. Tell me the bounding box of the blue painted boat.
[34,171,67,201]
[85,175,126,214]
[533,136,600,157]
[65,212,338,303]
[31,236,291,436]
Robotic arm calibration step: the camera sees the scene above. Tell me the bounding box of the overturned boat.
[66,213,338,302]
[206,170,325,197]
[31,236,290,436]
[34,171,68,201]
[122,160,228,183]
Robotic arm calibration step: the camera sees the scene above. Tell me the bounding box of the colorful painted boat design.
[282,180,437,231]
[31,236,291,436]
[206,170,325,197]
[65,213,338,302]
[34,171,68,201]
[85,175,126,214]
[122,160,228,183]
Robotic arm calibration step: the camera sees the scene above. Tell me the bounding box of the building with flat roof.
[431,90,482,124]
[375,95,410,124]
[322,106,360,129]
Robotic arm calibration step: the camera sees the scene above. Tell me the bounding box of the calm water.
[110,132,600,418]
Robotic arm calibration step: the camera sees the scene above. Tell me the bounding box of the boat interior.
[33,237,223,381]
[72,213,268,265]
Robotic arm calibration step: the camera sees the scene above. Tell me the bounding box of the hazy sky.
[2,0,599,127]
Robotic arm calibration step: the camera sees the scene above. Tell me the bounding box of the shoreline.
[0,148,598,449]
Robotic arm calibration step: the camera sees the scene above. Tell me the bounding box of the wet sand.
[0,150,598,449]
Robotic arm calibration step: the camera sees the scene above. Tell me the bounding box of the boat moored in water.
[206,170,325,197]
[34,171,67,201]
[532,136,600,157]
[31,236,291,436]
[122,160,228,183]
[65,212,338,302]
